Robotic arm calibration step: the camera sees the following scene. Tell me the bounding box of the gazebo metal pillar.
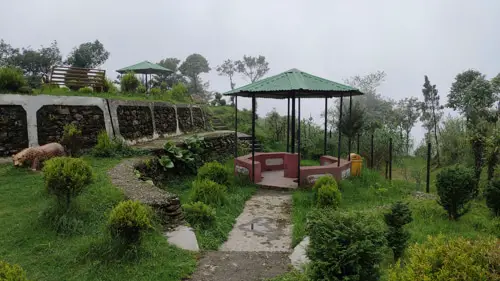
[324,97,328,155]
[251,94,256,183]
[337,96,343,167]
[348,93,352,161]
[291,94,296,153]
[234,96,238,158]
[297,97,301,185]
[287,97,290,153]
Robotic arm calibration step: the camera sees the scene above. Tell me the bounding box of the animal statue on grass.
[12,143,66,171]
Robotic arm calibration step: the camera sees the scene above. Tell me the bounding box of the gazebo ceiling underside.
[223,68,363,99]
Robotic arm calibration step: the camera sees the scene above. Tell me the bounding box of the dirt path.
[189,190,293,281]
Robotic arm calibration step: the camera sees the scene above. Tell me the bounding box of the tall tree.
[154,57,187,89]
[324,71,393,135]
[235,55,270,83]
[236,55,270,117]
[10,41,62,87]
[265,108,287,142]
[217,59,237,90]
[0,39,19,67]
[396,97,421,154]
[179,53,210,98]
[449,70,498,183]
[65,40,109,68]
[421,75,444,166]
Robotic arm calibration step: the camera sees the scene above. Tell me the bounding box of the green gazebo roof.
[116,61,173,75]
[224,68,362,98]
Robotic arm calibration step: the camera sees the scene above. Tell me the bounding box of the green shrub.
[120,72,139,92]
[78,87,93,94]
[92,131,114,157]
[485,178,500,216]
[18,86,33,94]
[312,175,337,190]
[436,166,477,220]
[387,235,500,281]
[182,201,216,227]
[197,161,229,185]
[108,200,153,245]
[61,123,83,157]
[190,179,227,206]
[316,184,341,208]
[0,260,29,281]
[91,131,144,158]
[150,87,161,95]
[103,78,117,93]
[43,157,93,209]
[307,210,386,281]
[137,84,147,93]
[384,201,413,261]
[0,67,26,92]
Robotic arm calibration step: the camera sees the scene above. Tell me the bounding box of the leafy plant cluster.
[312,175,341,209]
[107,200,153,246]
[61,123,83,157]
[91,131,146,158]
[182,161,230,228]
[307,210,386,281]
[0,67,27,93]
[384,201,413,261]
[387,235,500,281]
[0,260,29,281]
[436,165,477,220]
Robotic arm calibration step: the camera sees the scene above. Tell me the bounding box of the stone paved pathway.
[189,190,293,281]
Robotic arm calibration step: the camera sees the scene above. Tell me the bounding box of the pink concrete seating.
[235,153,351,186]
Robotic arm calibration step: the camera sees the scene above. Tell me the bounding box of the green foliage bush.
[436,166,477,220]
[91,130,144,158]
[384,201,413,261]
[78,87,93,94]
[307,210,386,281]
[0,260,29,281]
[190,179,227,206]
[0,67,26,92]
[137,84,147,94]
[61,123,83,157]
[18,86,33,94]
[108,200,153,245]
[485,178,500,216]
[182,201,216,227]
[103,78,117,93]
[387,235,500,281]
[316,184,341,209]
[150,87,161,95]
[120,72,139,92]
[197,161,229,186]
[43,157,93,208]
[312,175,338,199]
[169,83,190,102]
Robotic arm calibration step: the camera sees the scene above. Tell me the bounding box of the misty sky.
[2,0,499,143]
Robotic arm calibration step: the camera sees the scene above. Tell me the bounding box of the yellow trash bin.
[350,153,362,176]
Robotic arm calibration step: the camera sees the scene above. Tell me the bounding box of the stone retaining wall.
[0,94,208,156]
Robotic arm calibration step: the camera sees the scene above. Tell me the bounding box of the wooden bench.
[49,66,106,92]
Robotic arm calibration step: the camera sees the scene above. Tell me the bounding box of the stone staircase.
[238,135,263,152]
[211,117,229,131]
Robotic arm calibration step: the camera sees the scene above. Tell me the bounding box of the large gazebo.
[224,68,363,188]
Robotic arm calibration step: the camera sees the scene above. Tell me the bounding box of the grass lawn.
[32,88,192,104]
[290,163,500,279]
[0,157,197,281]
[160,159,257,250]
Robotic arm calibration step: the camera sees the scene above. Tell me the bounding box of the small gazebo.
[116,61,173,90]
[224,68,363,188]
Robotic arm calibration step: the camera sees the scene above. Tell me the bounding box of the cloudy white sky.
[2,0,499,142]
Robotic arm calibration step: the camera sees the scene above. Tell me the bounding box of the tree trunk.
[406,130,410,155]
[431,107,440,166]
